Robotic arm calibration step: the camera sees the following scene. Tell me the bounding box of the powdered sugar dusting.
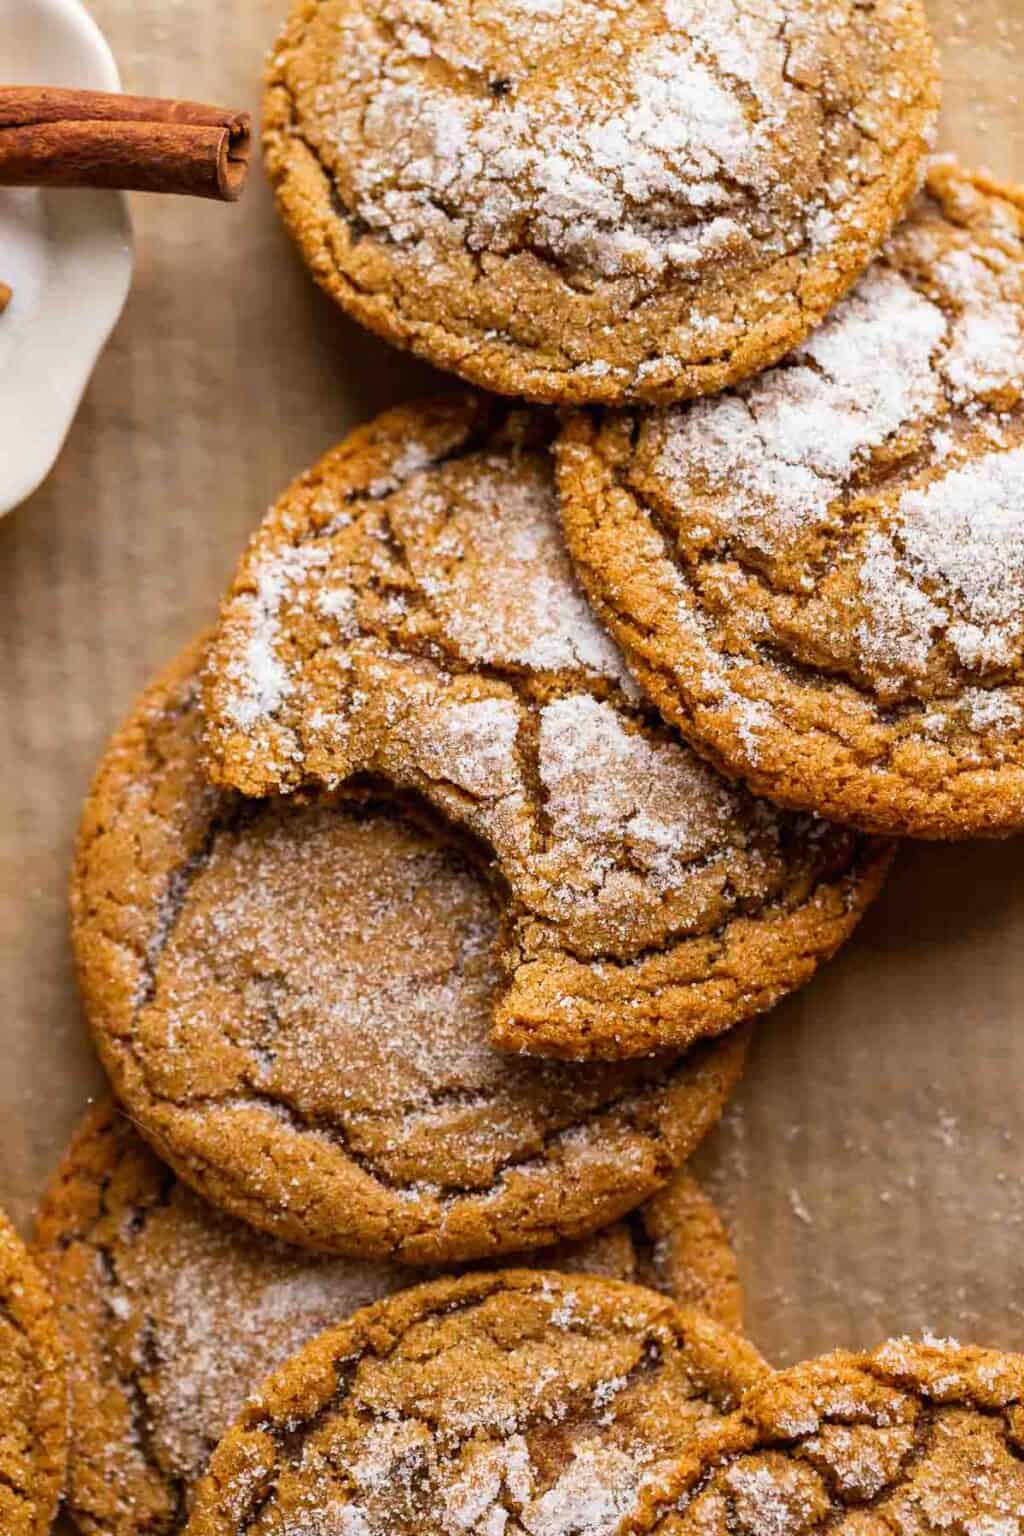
[962,689,1024,733]
[225,543,330,728]
[937,247,1024,403]
[857,447,1024,680]
[630,175,1024,750]
[722,1460,826,1534]
[148,799,689,1198]
[897,449,1024,669]
[277,1506,374,1536]
[801,1423,917,1500]
[671,1346,1024,1532]
[221,441,633,744]
[538,694,734,889]
[517,1442,650,1535]
[314,1431,661,1536]
[114,1190,405,1484]
[443,1437,535,1532]
[419,696,524,799]
[389,453,629,681]
[217,1268,728,1536]
[365,437,434,497]
[210,424,843,966]
[319,0,817,281]
[649,268,948,550]
[855,533,945,684]
[157,806,509,1137]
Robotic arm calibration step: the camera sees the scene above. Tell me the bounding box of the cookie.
[628,1335,1024,1534]
[0,1208,67,1536]
[72,639,749,1260]
[182,1269,767,1536]
[34,1101,742,1536]
[200,396,892,1061]
[262,0,938,405]
[558,163,1024,840]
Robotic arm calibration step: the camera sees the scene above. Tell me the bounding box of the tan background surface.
[2,0,1023,1377]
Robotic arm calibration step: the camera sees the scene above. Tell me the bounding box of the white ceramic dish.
[0,0,134,516]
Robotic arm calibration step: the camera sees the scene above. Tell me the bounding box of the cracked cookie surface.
[35,1101,743,1536]
[182,1270,767,1536]
[627,1336,1024,1534]
[72,640,749,1259]
[0,1208,67,1536]
[558,163,1024,840]
[201,395,891,1060]
[263,0,937,405]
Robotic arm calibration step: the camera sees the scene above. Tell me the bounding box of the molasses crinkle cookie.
[559,163,1024,839]
[71,641,749,1260]
[35,1102,743,1536]
[182,1271,767,1536]
[629,1336,1024,1534]
[201,397,891,1061]
[0,1209,67,1536]
[263,0,938,404]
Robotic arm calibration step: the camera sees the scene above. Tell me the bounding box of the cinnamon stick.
[0,88,250,201]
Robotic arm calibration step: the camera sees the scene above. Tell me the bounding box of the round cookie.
[182,1270,767,1536]
[263,0,938,405]
[34,1101,742,1536]
[629,1336,1024,1534]
[558,163,1024,840]
[0,1208,67,1536]
[72,641,749,1260]
[200,396,892,1060]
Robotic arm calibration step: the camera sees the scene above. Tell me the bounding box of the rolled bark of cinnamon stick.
[0,88,250,201]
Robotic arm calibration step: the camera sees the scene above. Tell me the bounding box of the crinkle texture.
[263,0,938,403]
[181,1271,767,1536]
[628,1337,1024,1535]
[558,163,1024,839]
[200,396,890,1061]
[71,642,750,1261]
[34,1102,742,1536]
[0,1208,67,1536]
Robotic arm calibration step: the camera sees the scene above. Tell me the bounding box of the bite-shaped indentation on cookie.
[0,1209,67,1536]
[177,1270,768,1536]
[629,1336,1024,1534]
[33,1102,744,1536]
[558,163,1024,841]
[72,641,752,1259]
[262,0,938,404]
[200,396,890,1061]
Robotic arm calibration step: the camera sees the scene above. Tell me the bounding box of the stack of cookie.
[11,1,1024,1532]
